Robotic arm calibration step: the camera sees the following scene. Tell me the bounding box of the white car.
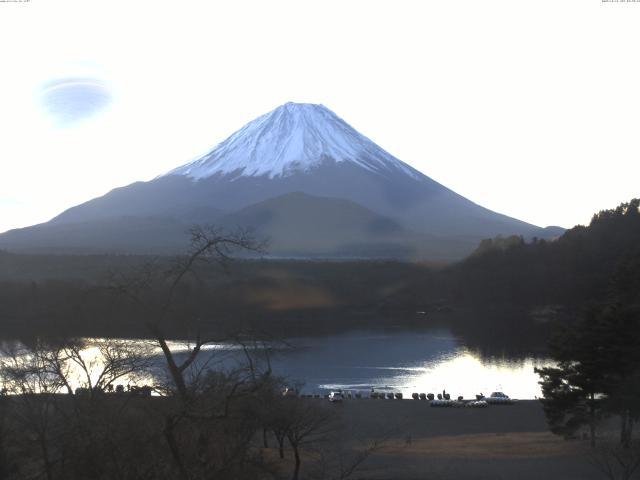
[486,392,515,404]
[328,391,344,402]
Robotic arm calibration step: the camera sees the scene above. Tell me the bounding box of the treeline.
[448,198,640,309]
[1,199,638,348]
[530,202,640,469]
[0,257,441,340]
[442,199,640,463]
[413,198,640,357]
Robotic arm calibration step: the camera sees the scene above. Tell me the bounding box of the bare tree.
[105,225,274,479]
[267,396,291,460]
[2,337,153,397]
[108,225,265,401]
[313,436,386,480]
[589,438,640,480]
[281,400,337,480]
[65,339,153,393]
[0,340,71,480]
[0,337,161,480]
[0,390,13,480]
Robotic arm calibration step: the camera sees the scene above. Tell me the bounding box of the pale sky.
[0,0,638,234]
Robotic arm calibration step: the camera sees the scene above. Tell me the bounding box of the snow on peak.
[164,102,422,180]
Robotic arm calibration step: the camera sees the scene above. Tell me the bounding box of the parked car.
[328,391,344,402]
[467,400,488,408]
[486,392,515,404]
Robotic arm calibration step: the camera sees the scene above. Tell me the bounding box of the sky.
[0,0,638,234]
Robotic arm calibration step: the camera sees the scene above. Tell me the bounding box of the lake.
[0,329,552,399]
[167,328,552,399]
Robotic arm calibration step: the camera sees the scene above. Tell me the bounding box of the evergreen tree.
[536,303,640,447]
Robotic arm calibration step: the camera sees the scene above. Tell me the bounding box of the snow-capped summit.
[165,102,421,180]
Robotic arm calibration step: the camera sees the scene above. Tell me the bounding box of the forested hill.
[449,198,640,308]
[0,199,637,345]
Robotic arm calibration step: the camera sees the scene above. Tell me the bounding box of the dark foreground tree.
[0,337,166,479]
[589,437,640,480]
[0,225,381,480]
[536,303,640,447]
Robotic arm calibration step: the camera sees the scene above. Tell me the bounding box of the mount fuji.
[166,102,421,180]
[0,102,562,259]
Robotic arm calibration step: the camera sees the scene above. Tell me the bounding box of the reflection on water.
[1,330,553,399]
[261,330,552,399]
[316,352,549,400]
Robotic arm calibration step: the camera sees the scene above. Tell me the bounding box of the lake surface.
[268,330,549,399]
[166,329,552,399]
[1,329,552,399]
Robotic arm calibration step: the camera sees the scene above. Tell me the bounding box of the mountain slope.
[0,192,475,259]
[0,216,192,255]
[219,192,411,257]
[0,102,560,259]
